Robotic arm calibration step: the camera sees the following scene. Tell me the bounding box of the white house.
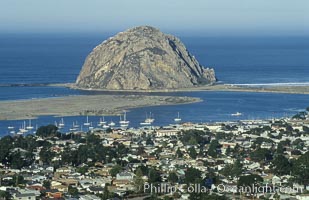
[116,172,135,181]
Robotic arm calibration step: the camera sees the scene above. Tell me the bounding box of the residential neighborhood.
[1,109,309,200]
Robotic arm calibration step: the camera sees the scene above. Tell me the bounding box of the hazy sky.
[1,0,308,36]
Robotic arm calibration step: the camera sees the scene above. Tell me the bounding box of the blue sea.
[0,33,309,135]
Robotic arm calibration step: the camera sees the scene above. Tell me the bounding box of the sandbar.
[0,94,201,120]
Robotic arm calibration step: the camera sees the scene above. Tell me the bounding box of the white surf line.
[227,82,309,86]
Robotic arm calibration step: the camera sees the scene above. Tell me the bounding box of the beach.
[0,94,201,120]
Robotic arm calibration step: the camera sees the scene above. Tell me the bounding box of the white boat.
[174,112,182,122]
[140,121,151,126]
[84,116,91,126]
[19,121,28,133]
[120,123,129,127]
[89,122,94,130]
[69,127,76,131]
[69,122,77,131]
[146,112,155,123]
[26,119,34,130]
[10,130,16,134]
[33,124,38,134]
[119,112,129,125]
[99,116,107,125]
[58,118,65,127]
[73,121,79,128]
[231,112,242,116]
[108,121,115,127]
[102,124,110,129]
[8,126,14,129]
[140,112,155,126]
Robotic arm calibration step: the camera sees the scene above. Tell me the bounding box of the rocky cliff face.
[76,26,216,90]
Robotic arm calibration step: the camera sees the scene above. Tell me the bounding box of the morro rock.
[76,26,216,90]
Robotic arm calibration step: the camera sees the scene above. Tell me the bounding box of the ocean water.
[0,34,308,135]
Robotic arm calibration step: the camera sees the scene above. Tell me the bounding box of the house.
[13,193,36,200]
[296,194,309,200]
[155,129,179,137]
[44,189,63,199]
[116,172,135,181]
[261,142,273,149]
[79,194,101,200]
[272,175,281,185]
[87,186,104,194]
[31,175,46,182]
[246,162,261,170]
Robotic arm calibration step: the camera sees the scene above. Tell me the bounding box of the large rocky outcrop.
[76,26,216,90]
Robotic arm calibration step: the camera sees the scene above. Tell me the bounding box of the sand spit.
[0,94,201,120]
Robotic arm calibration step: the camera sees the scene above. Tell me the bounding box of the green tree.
[272,155,291,176]
[39,147,55,165]
[68,185,79,196]
[188,137,198,145]
[43,180,51,189]
[274,192,280,200]
[146,137,154,146]
[185,167,201,184]
[176,148,183,158]
[208,140,220,158]
[117,143,129,157]
[232,144,241,157]
[36,124,59,138]
[134,165,148,176]
[0,190,10,199]
[109,165,122,177]
[188,147,197,159]
[225,146,232,155]
[292,139,305,150]
[250,148,272,162]
[292,151,309,188]
[101,184,110,200]
[134,168,144,193]
[238,174,263,187]
[180,130,209,146]
[221,159,243,178]
[168,172,178,183]
[0,136,13,163]
[76,145,91,164]
[77,166,89,175]
[276,142,285,155]
[12,175,25,187]
[86,134,101,146]
[9,151,26,169]
[148,168,161,183]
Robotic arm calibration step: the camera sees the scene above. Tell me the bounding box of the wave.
[230,82,309,87]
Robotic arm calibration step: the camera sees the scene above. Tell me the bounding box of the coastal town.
[1,0,308,200]
[0,108,309,200]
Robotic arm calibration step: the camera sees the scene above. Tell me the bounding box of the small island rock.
[76,26,216,90]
